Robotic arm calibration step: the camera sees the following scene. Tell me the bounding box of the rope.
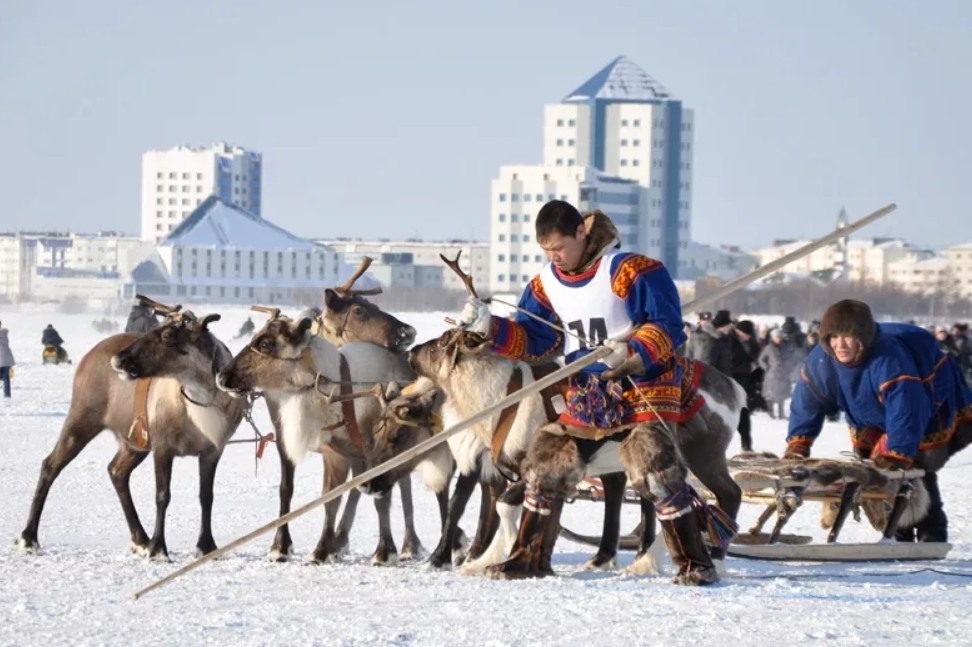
[224,392,275,476]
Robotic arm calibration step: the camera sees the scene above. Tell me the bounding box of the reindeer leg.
[19,417,103,553]
[269,435,295,561]
[429,470,479,569]
[107,446,150,556]
[584,472,625,570]
[334,486,362,553]
[467,480,505,562]
[625,496,663,576]
[310,450,349,564]
[397,476,424,561]
[370,482,399,566]
[148,449,175,561]
[195,447,222,556]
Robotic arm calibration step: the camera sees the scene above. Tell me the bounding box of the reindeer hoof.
[307,550,337,565]
[370,550,399,567]
[266,547,292,563]
[400,541,424,562]
[582,553,617,571]
[195,539,218,557]
[150,551,171,563]
[16,535,40,554]
[624,552,661,577]
[485,557,553,580]
[148,541,170,562]
[129,541,150,558]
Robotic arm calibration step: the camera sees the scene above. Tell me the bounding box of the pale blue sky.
[1,1,969,250]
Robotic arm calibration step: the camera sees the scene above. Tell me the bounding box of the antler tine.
[440,251,478,299]
[334,256,382,296]
[136,294,182,316]
[250,305,282,320]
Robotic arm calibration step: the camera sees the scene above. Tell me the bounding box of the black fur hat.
[712,310,732,328]
[819,299,877,355]
[735,320,756,337]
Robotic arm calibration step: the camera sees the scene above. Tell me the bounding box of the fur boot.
[660,511,719,586]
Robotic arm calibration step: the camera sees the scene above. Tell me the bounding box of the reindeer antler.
[136,294,182,316]
[440,251,478,299]
[335,256,383,297]
[250,305,282,320]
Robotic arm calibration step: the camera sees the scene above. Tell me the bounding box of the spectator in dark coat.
[759,328,797,419]
[125,303,161,334]
[0,320,14,398]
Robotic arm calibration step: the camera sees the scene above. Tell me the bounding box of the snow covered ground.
[2,304,971,646]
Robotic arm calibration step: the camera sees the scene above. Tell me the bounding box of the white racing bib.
[540,253,633,356]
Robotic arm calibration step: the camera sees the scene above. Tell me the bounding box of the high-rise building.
[140,143,262,242]
[489,56,694,294]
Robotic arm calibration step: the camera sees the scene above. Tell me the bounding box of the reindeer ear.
[324,288,341,311]
[199,313,221,330]
[384,381,401,401]
[295,317,314,338]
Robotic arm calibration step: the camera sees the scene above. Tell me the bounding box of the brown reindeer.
[217,310,452,564]
[18,300,245,560]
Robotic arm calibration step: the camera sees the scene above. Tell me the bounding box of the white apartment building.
[0,231,150,304]
[125,197,340,305]
[320,239,489,292]
[679,242,758,281]
[141,142,262,243]
[487,56,693,294]
[887,256,949,294]
[542,57,694,269]
[943,241,972,300]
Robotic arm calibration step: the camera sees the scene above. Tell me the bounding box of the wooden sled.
[722,453,952,562]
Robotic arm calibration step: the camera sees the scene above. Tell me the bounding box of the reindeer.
[18,298,245,560]
[363,254,746,577]
[217,306,453,565]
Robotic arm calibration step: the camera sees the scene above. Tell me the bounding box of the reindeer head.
[111,303,223,394]
[216,309,316,397]
[318,256,416,352]
[360,380,441,496]
[408,328,492,384]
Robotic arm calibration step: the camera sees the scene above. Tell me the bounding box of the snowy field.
[2,304,972,647]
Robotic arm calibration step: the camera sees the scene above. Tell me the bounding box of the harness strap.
[339,354,365,453]
[128,378,152,449]
[490,367,523,466]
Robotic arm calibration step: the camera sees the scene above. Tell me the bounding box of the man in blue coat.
[784,300,972,542]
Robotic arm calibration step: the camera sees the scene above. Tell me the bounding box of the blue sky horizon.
[2,1,969,251]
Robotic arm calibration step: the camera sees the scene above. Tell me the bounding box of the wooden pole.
[132,344,612,601]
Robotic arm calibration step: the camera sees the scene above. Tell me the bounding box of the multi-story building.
[0,231,150,303]
[943,241,972,300]
[319,239,489,293]
[887,256,949,295]
[542,56,693,271]
[126,197,339,305]
[141,143,262,243]
[488,56,693,294]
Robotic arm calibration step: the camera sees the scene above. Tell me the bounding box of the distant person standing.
[0,320,14,398]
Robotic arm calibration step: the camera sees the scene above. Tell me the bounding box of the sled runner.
[565,454,952,562]
[722,453,951,562]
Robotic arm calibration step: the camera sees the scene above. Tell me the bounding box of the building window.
[556,139,563,146]
[523,194,531,202]
[182,172,190,179]
[168,210,175,216]
[556,159,563,166]
[169,172,176,179]
[498,213,506,222]
[621,139,628,146]
[521,275,529,282]
[498,274,506,282]
[498,234,506,242]
[621,119,629,127]
[156,212,162,218]
[534,254,542,262]
[567,159,575,166]
[156,185,163,191]
[511,234,518,242]
[620,159,628,166]
[633,139,641,146]
[498,193,507,202]
[156,172,163,179]
[556,119,563,127]
[522,254,530,262]
[182,198,190,205]
[498,254,506,261]
[632,159,640,167]
[511,214,519,223]
[633,119,641,127]
[511,194,520,202]
[568,119,575,126]
[156,198,163,205]
[196,186,203,193]
[567,139,575,146]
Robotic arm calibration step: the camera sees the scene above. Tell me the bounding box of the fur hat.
[781,316,800,336]
[819,299,878,356]
[735,320,755,337]
[712,310,732,329]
